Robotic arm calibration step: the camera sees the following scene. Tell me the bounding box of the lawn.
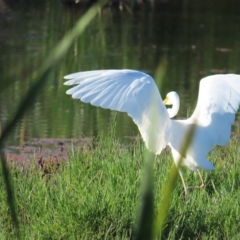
[1,133,240,239]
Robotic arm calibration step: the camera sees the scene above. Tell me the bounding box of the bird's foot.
[187,184,205,190]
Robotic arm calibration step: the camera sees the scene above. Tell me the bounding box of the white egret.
[64,70,240,195]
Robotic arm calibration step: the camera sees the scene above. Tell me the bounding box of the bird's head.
[163,91,179,105]
[163,91,180,118]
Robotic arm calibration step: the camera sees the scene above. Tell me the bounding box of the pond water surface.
[1,1,240,146]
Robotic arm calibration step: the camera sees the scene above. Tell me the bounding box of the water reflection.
[1,1,240,146]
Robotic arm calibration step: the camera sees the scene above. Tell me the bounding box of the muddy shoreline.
[4,137,139,176]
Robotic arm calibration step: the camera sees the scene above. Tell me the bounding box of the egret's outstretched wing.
[189,74,240,148]
[64,69,170,154]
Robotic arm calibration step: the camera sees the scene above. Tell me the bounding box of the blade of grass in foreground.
[134,152,155,240]
[154,124,196,238]
[134,64,166,239]
[0,1,108,238]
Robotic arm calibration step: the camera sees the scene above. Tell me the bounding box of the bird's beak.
[163,97,169,105]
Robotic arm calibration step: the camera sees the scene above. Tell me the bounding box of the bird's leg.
[178,169,204,196]
[178,169,188,196]
[187,169,205,190]
[197,169,205,188]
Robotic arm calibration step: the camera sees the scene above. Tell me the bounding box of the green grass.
[1,133,240,239]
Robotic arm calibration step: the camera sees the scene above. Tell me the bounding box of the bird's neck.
[167,101,180,118]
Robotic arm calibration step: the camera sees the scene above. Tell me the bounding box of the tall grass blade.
[134,64,166,239]
[154,124,196,238]
[0,151,20,237]
[0,0,108,237]
[134,153,155,240]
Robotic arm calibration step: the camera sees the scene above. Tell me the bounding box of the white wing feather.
[64,69,170,154]
[189,74,240,146]
[175,74,240,170]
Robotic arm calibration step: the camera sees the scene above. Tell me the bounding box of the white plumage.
[64,69,240,195]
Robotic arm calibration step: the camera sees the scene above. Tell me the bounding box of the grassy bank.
[1,133,240,239]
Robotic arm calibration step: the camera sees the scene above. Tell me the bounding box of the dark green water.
[1,1,240,145]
